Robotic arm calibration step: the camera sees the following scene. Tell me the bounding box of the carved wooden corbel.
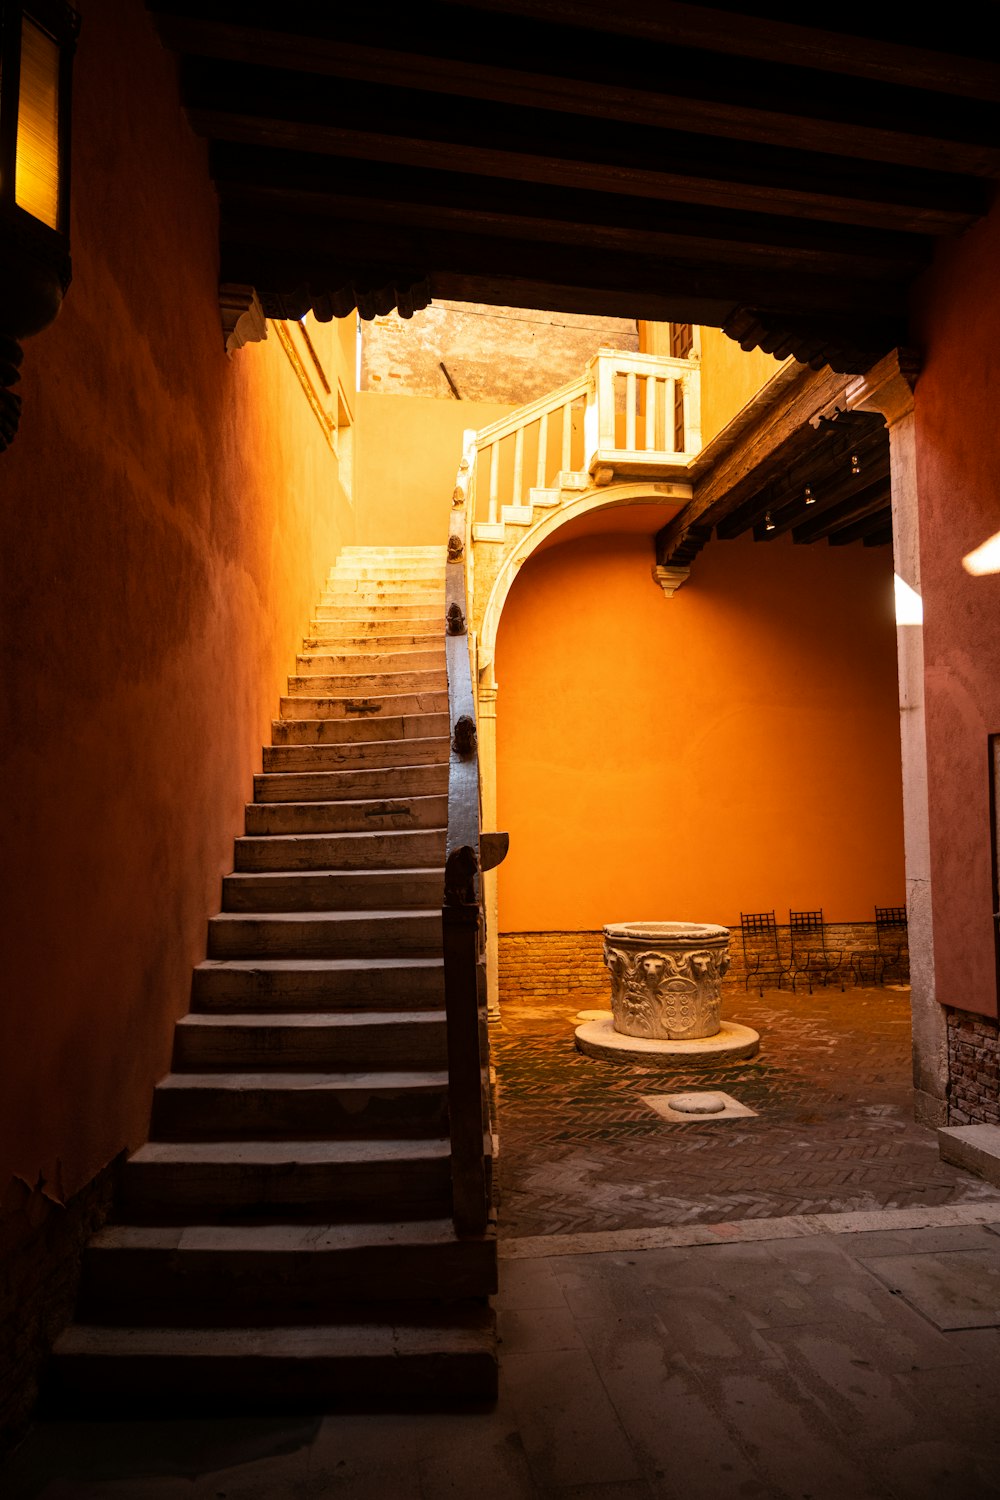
[447,533,464,561]
[446,602,466,635]
[452,715,478,758]
[445,844,479,905]
[220,284,268,355]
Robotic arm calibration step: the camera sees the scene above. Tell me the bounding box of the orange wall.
[355,390,515,545]
[912,193,1000,1018]
[495,529,904,931]
[0,0,352,1203]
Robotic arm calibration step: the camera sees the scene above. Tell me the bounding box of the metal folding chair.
[740,911,791,996]
[788,909,844,993]
[875,905,909,984]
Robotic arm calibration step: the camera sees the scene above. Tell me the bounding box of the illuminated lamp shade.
[0,0,80,452]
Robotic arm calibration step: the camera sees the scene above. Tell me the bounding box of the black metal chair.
[788,909,844,992]
[875,905,909,984]
[740,911,791,996]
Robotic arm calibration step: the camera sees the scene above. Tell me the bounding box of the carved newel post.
[603,922,731,1041]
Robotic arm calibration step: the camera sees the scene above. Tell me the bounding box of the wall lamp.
[0,0,79,452]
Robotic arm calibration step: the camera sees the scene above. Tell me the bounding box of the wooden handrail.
[442,474,491,1238]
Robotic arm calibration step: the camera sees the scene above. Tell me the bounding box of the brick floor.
[493,979,1000,1239]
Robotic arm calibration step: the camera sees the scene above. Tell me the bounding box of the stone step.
[222,867,443,912]
[286,668,447,697]
[296,649,444,674]
[278,691,449,721]
[192,956,445,1012]
[47,1315,497,1410]
[151,1070,450,1141]
[321,595,446,614]
[206,909,442,960]
[327,569,445,584]
[118,1138,452,1222]
[234,827,445,872]
[173,1010,448,1071]
[307,616,443,638]
[253,764,448,804]
[340,546,446,558]
[313,604,443,623]
[301,633,440,654]
[262,737,449,773]
[270,712,449,746]
[322,578,445,593]
[77,1221,495,1320]
[244,794,447,836]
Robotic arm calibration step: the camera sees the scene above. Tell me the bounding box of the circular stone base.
[574,1013,760,1065]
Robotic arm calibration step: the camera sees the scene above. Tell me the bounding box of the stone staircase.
[48,546,498,1410]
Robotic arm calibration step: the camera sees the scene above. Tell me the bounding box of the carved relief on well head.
[603,937,728,1041]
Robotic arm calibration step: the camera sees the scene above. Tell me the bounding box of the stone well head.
[602,921,731,1041]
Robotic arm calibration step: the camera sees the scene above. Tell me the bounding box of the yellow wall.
[495,529,904,931]
[355,391,516,545]
[698,327,784,447]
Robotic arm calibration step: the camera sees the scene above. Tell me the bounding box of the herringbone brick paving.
[494,977,1000,1238]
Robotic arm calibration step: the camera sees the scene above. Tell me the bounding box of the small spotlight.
[850,453,861,475]
[804,485,815,505]
[764,511,775,532]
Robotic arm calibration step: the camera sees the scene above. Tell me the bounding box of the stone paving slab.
[493,983,1000,1240]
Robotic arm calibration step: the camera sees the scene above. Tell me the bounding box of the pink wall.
[496,529,904,932]
[912,195,1000,1019]
[0,0,351,1205]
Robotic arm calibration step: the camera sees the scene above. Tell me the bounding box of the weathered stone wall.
[0,1164,116,1456]
[498,924,904,1003]
[946,1009,1000,1125]
[361,302,638,403]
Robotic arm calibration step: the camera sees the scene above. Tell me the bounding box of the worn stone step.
[234,827,445,872]
[222,868,443,912]
[47,1315,497,1411]
[270,712,449,746]
[253,764,448,804]
[307,616,443,638]
[314,604,443,623]
[278,691,449,721]
[244,794,447,836]
[173,1010,448,1071]
[192,956,445,1012]
[324,580,444,596]
[287,669,447,697]
[296,649,443,675]
[77,1221,495,1320]
[151,1070,450,1141]
[207,909,442,960]
[301,634,441,656]
[339,546,446,558]
[118,1138,452,1221]
[262,737,449,774]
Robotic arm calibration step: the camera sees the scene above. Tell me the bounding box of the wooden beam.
[790,477,893,543]
[723,423,889,539]
[153,13,1000,177]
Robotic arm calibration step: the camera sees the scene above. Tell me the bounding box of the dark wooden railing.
[442,447,493,1237]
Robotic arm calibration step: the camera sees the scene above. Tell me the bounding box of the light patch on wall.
[894,573,924,625]
[962,531,1000,577]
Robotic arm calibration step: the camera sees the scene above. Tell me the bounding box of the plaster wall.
[912,195,1000,1021]
[355,390,515,545]
[495,530,904,932]
[698,327,783,447]
[0,0,352,1208]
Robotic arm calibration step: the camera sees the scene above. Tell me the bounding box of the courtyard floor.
[493,982,1000,1243]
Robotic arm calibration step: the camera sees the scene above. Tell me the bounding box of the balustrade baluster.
[512,427,524,506]
[488,443,499,524]
[645,375,657,452]
[625,370,637,452]
[561,401,572,473]
[535,412,548,490]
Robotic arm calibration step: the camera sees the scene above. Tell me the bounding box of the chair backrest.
[875,905,908,949]
[740,910,779,958]
[789,908,827,952]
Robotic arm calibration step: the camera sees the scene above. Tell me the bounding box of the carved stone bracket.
[652,564,691,599]
[220,284,268,355]
[446,602,466,636]
[452,714,477,758]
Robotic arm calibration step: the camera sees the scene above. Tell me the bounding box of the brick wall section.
[0,1161,117,1459]
[947,1008,1000,1125]
[498,924,905,1001]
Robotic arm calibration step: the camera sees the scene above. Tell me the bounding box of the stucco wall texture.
[0,0,352,1205]
[913,194,1000,1020]
[495,530,905,932]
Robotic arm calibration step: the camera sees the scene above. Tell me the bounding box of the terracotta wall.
[355,390,515,545]
[0,0,352,1209]
[495,530,904,932]
[912,194,1000,1019]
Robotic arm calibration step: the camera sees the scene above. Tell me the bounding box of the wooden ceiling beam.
[729,424,890,539]
[827,504,896,547]
[789,477,893,543]
[152,12,1000,178]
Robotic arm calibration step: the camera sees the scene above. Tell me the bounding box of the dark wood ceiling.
[149,1,1000,374]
